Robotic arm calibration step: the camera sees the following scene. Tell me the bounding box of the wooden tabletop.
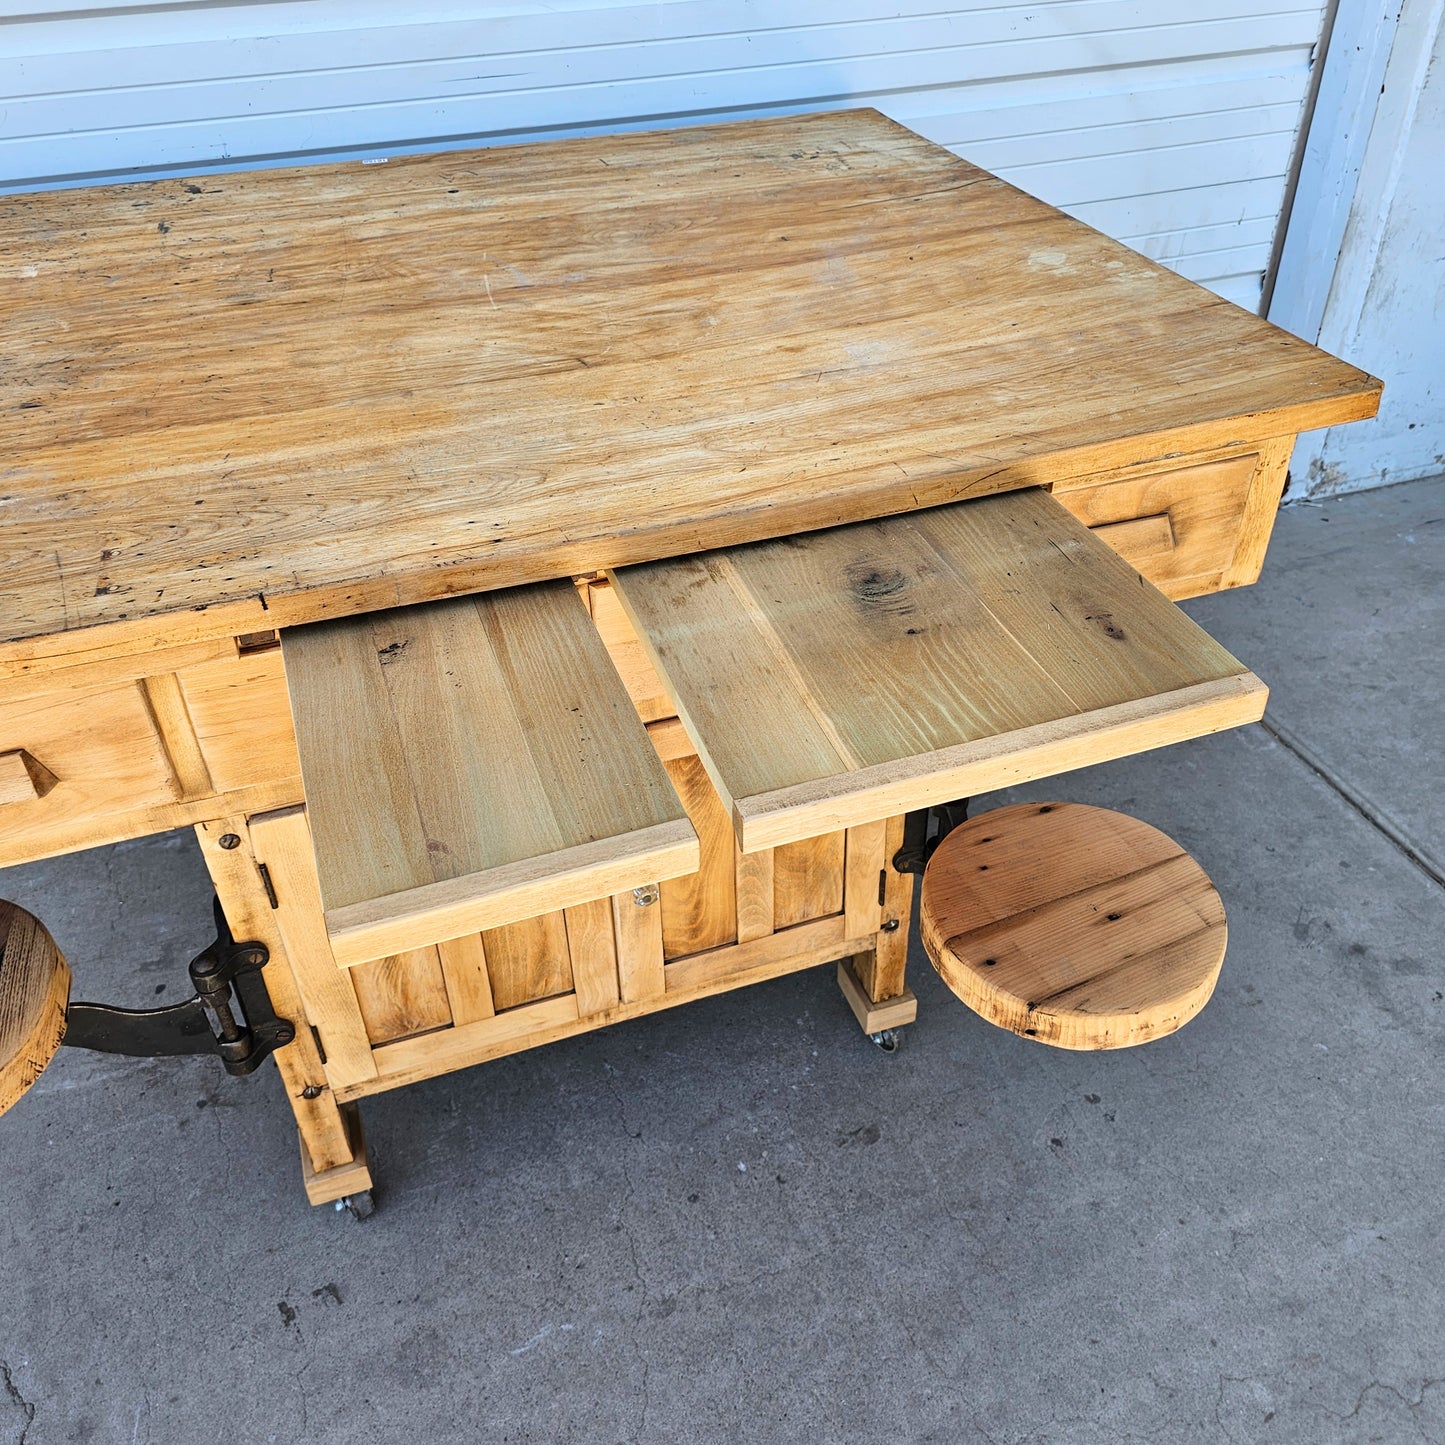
[1,109,1379,673]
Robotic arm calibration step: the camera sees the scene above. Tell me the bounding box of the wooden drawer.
[609,488,1269,852]
[0,642,302,866]
[1050,442,1291,600]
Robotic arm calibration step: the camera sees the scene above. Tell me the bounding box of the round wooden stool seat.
[0,901,71,1116]
[920,802,1226,1051]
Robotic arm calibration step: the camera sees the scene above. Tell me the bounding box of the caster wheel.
[869,1028,904,1053]
[335,1190,375,1220]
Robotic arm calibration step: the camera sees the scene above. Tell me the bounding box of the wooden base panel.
[338,918,876,1102]
[836,956,918,1035]
[299,1102,372,1207]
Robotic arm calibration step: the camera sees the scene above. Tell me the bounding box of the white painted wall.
[0,1,1332,312]
[1273,0,1445,495]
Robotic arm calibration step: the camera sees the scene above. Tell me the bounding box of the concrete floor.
[1,477,1441,1445]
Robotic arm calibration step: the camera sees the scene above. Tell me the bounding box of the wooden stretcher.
[0,110,1379,1207]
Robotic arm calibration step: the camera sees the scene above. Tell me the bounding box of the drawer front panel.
[0,677,179,841]
[0,644,302,866]
[1050,449,1275,600]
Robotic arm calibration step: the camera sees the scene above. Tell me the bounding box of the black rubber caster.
[335,1190,375,1220]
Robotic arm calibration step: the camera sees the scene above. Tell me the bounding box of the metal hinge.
[891,798,971,875]
[62,896,294,1077]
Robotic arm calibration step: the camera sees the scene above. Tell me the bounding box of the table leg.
[836,814,918,1036]
[195,816,371,1198]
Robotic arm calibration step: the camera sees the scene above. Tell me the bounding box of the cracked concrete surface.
[0,477,1441,1444]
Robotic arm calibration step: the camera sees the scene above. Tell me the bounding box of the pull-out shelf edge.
[610,488,1269,854]
[728,674,1265,852]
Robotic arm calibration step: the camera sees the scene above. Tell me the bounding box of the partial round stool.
[0,900,72,1115]
[920,802,1226,1050]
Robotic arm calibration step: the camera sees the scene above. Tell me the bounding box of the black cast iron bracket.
[62,896,294,1077]
[892,798,971,875]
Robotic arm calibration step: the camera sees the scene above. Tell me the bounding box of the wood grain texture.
[244,806,377,1091]
[588,579,675,724]
[436,933,494,1027]
[0,901,71,1117]
[139,672,214,800]
[835,957,917,1034]
[1088,513,1176,563]
[0,750,57,806]
[658,751,736,959]
[0,109,1378,674]
[859,813,914,1004]
[0,642,302,867]
[281,581,696,966]
[563,897,620,1017]
[350,946,453,1046]
[298,1102,372,1207]
[773,832,846,928]
[612,488,1268,851]
[613,889,665,1003]
[344,914,873,1101]
[1224,436,1296,589]
[921,802,1227,1050]
[482,912,573,1013]
[181,646,302,794]
[1052,450,1261,600]
[734,847,775,945]
[843,819,888,940]
[195,814,356,1173]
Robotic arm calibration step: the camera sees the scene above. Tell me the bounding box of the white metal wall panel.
[0,1,1330,312]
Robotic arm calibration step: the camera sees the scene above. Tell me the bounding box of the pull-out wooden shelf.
[282,581,698,967]
[609,488,1268,852]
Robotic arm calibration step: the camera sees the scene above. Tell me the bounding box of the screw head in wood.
[218,833,241,850]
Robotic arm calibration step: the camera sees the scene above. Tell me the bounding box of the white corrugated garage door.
[1,1,1331,312]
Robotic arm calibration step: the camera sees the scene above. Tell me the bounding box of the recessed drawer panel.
[281,580,699,968]
[1050,452,1261,598]
[609,488,1268,852]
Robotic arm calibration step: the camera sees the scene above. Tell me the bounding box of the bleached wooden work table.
[0,111,1378,1205]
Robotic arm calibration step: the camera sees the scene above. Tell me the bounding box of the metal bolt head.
[880,918,901,934]
[632,884,659,907]
[218,833,241,850]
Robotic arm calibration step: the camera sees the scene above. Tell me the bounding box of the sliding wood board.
[0,109,1378,676]
[281,580,697,967]
[609,489,1269,852]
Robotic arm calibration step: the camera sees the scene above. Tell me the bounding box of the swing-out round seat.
[920,802,1227,1051]
[0,901,71,1116]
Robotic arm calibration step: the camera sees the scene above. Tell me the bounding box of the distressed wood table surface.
[1,108,1376,675]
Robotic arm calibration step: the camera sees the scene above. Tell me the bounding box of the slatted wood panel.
[281,582,696,966]
[611,488,1270,851]
[350,947,453,1046]
[0,111,1378,674]
[3,1,1329,308]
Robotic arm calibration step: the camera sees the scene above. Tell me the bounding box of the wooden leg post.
[195,816,373,1203]
[298,1101,372,1207]
[836,814,918,1035]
